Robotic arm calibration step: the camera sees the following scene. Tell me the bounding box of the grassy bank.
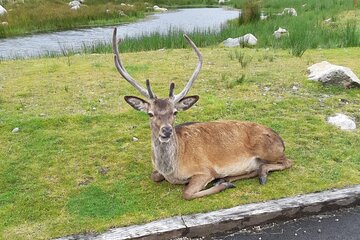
[0,0,150,38]
[37,0,360,59]
[1,46,359,239]
[0,0,223,38]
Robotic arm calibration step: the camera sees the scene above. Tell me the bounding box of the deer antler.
[172,34,203,103]
[112,27,152,99]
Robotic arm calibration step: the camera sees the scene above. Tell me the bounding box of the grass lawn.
[0,46,359,239]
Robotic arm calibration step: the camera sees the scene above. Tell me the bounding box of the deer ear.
[175,95,199,111]
[124,96,150,112]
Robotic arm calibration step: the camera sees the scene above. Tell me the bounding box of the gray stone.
[12,127,20,133]
[69,0,81,7]
[132,137,139,142]
[0,4,7,16]
[327,113,356,130]
[282,8,297,16]
[223,33,257,47]
[273,27,288,39]
[307,61,360,88]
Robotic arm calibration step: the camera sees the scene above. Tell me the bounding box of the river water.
[0,8,239,59]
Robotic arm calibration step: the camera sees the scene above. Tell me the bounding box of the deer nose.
[161,126,173,138]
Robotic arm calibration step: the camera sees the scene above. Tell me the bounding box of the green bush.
[238,0,261,25]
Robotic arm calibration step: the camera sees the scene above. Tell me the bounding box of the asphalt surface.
[210,206,360,240]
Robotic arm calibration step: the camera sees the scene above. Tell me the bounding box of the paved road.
[209,206,360,240]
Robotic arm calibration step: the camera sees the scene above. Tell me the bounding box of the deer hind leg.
[183,174,235,200]
[258,157,292,184]
[224,171,259,183]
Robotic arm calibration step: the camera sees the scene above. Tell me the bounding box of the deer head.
[112,28,202,143]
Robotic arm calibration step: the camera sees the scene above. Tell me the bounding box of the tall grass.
[2,0,359,58]
[0,0,148,38]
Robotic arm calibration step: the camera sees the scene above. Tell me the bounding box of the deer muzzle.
[159,125,173,142]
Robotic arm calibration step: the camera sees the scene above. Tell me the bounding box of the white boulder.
[153,5,167,12]
[223,33,257,47]
[70,5,80,10]
[327,113,356,131]
[0,5,7,16]
[282,8,297,16]
[273,27,289,39]
[307,61,360,88]
[69,1,81,7]
[260,14,268,20]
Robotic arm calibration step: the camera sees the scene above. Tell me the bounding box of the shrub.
[238,0,261,25]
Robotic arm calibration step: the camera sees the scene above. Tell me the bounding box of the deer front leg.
[183,174,235,200]
[259,158,293,184]
[151,170,165,182]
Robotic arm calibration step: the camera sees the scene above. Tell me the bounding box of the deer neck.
[151,133,178,176]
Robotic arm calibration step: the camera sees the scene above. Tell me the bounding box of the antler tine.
[173,34,203,103]
[169,82,175,98]
[146,79,156,99]
[112,28,150,99]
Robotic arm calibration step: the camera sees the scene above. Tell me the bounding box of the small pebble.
[318,229,322,233]
[132,137,139,142]
[12,127,20,133]
[294,233,298,236]
[303,230,307,233]
[335,218,339,222]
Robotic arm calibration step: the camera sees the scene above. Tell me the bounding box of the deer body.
[112,28,292,200]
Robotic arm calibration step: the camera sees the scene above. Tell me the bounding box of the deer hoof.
[259,176,267,185]
[213,178,226,186]
[151,171,165,182]
[225,182,236,189]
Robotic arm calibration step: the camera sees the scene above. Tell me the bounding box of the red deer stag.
[112,28,292,200]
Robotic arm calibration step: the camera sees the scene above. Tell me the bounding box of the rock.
[1,21,8,26]
[282,8,297,16]
[70,5,80,10]
[324,18,333,23]
[260,14,268,20]
[327,113,356,130]
[0,5,7,16]
[292,85,299,91]
[242,33,257,46]
[273,27,289,39]
[12,127,20,133]
[132,137,139,142]
[307,61,360,88]
[223,33,257,47]
[99,167,109,175]
[69,0,81,7]
[153,5,167,12]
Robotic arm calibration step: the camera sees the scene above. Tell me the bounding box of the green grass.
[0,0,226,38]
[0,47,359,239]
[0,0,147,38]
[27,0,357,59]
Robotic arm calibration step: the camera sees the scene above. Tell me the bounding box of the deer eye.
[148,112,154,117]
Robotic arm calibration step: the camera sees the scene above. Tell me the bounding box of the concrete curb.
[58,184,360,240]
